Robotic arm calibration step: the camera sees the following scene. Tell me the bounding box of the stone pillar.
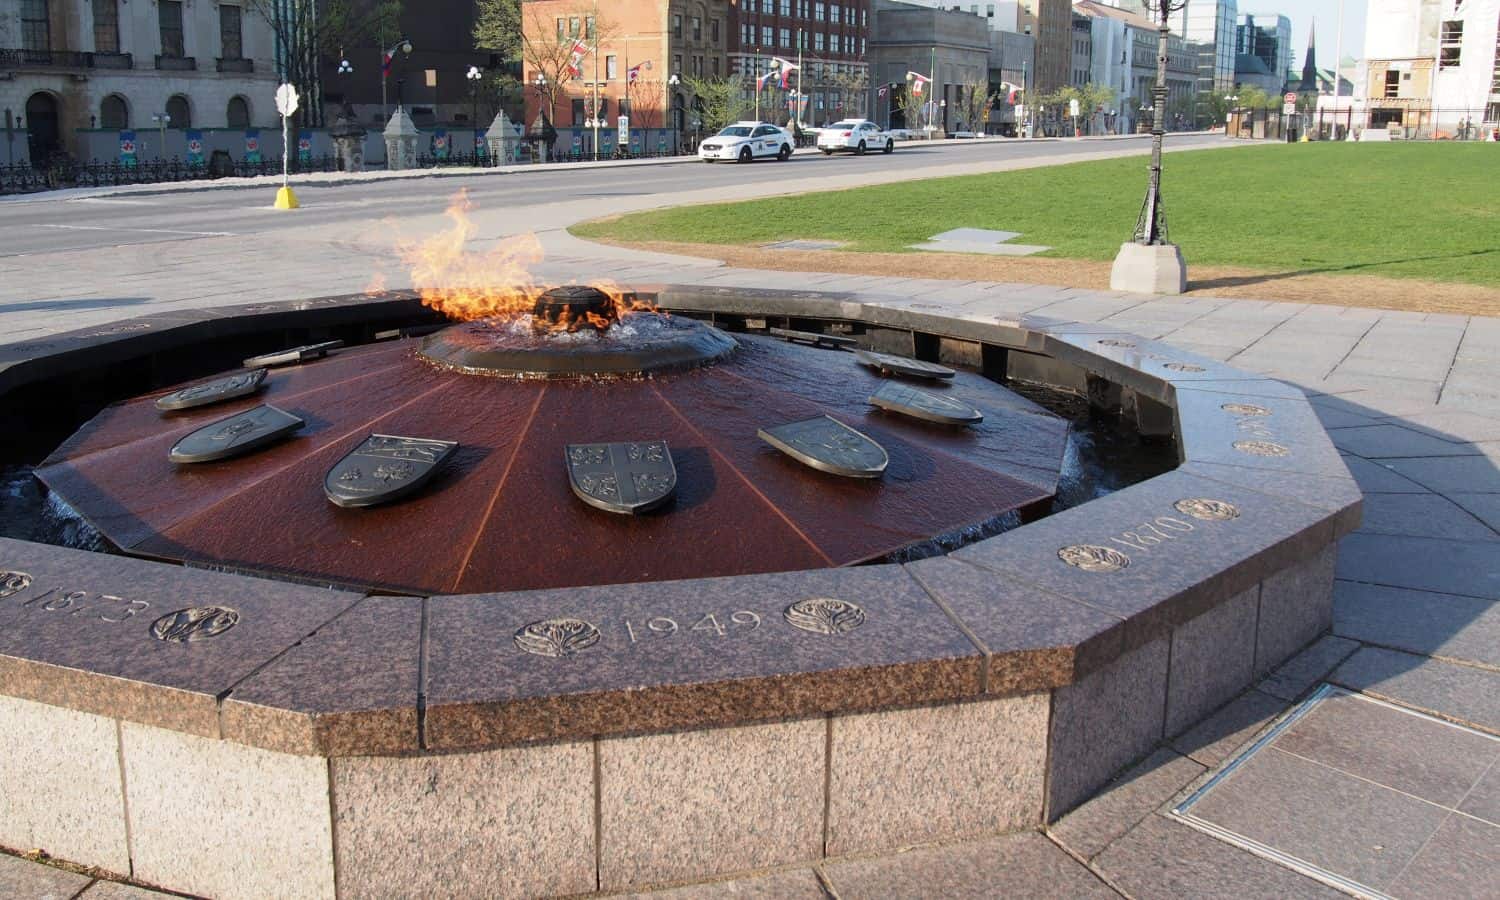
[484,111,522,166]
[382,106,419,171]
[329,109,368,173]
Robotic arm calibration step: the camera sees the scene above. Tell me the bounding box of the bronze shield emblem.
[566,441,677,514]
[869,380,983,425]
[853,349,955,380]
[324,434,460,508]
[155,368,268,411]
[168,404,303,463]
[242,339,343,368]
[757,415,888,478]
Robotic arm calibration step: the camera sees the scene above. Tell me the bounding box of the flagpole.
[591,0,600,161]
[754,47,761,122]
[797,31,803,131]
[929,47,936,136]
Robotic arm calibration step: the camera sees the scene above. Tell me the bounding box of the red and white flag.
[1000,82,1022,104]
[773,57,798,89]
[907,71,931,96]
[566,39,590,78]
[628,59,652,83]
[756,63,779,91]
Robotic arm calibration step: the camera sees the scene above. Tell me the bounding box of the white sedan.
[698,122,795,162]
[817,120,895,155]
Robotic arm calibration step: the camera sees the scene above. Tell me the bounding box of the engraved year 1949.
[623,610,762,643]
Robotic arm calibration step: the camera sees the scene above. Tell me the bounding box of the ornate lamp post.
[466,65,483,161]
[1109,0,1189,295]
[381,37,413,124]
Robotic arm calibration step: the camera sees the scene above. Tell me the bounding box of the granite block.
[1046,638,1169,820]
[1170,688,1288,767]
[821,831,1115,899]
[1336,533,1500,600]
[1048,747,1206,862]
[0,697,128,874]
[333,739,595,899]
[1173,386,1353,480]
[827,693,1048,855]
[425,566,982,750]
[121,723,334,900]
[1165,585,1259,738]
[600,718,824,890]
[954,471,1335,650]
[626,869,826,899]
[905,556,1125,692]
[0,853,92,900]
[1458,763,1500,825]
[1386,815,1500,900]
[1330,647,1500,734]
[1271,692,1498,809]
[1331,424,1483,459]
[1254,544,1337,676]
[1257,634,1361,702]
[1334,580,1500,668]
[1183,747,1448,892]
[1178,460,1363,538]
[1041,332,1263,405]
[1093,813,1346,899]
[0,537,362,737]
[222,596,421,755]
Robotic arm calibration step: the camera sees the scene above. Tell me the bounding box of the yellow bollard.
[274,186,300,209]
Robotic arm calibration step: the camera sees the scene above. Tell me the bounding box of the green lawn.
[570,144,1500,287]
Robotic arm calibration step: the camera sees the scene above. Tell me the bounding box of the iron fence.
[0,155,343,195]
[1229,106,1499,143]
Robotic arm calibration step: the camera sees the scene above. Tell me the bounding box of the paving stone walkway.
[1,145,1496,896]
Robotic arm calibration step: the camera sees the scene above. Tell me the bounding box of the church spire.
[1299,18,1320,93]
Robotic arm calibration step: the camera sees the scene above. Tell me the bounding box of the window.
[780,0,791,15]
[619,98,631,119]
[815,3,825,22]
[712,19,720,42]
[93,0,119,53]
[159,1,185,57]
[21,0,49,51]
[227,95,250,128]
[814,32,824,52]
[166,94,191,128]
[220,5,243,59]
[780,28,790,48]
[1383,70,1400,98]
[585,16,594,39]
[712,56,720,76]
[572,98,585,123]
[830,4,840,24]
[1439,20,1463,69]
[569,17,581,38]
[693,55,703,76]
[673,15,682,39]
[606,55,617,79]
[693,17,702,41]
[100,94,128,129]
[556,18,566,42]
[674,53,682,73]
[763,26,773,46]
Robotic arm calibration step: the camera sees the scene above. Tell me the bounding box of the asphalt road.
[0,134,1231,257]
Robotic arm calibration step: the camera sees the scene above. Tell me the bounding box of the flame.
[399,191,657,331]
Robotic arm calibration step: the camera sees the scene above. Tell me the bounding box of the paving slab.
[0,852,92,900]
[627,869,827,899]
[1169,689,1289,767]
[1339,454,1432,494]
[1257,635,1362,702]
[1448,492,1500,532]
[1049,748,1206,862]
[1391,410,1500,444]
[1331,424,1486,459]
[1093,812,1346,900]
[821,831,1116,899]
[1380,454,1500,495]
[1458,763,1500,825]
[1330,647,1500,733]
[1385,814,1500,900]
[1336,532,1500,600]
[1334,580,1500,667]
[1355,493,1499,542]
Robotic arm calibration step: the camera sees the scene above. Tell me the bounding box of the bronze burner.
[533,285,615,332]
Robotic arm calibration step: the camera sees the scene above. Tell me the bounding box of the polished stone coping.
[0,286,1361,757]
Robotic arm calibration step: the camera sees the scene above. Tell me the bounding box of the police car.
[816,119,895,155]
[698,122,795,162]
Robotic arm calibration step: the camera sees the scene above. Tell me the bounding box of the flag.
[878,84,888,97]
[756,58,782,91]
[773,57,798,89]
[382,53,392,77]
[628,59,652,83]
[566,39,589,78]
[907,71,930,96]
[1001,82,1021,104]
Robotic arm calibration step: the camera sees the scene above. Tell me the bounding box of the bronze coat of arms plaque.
[757,415,889,478]
[242,339,343,368]
[566,441,678,514]
[853,349,956,380]
[768,327,856,349]
[168,404,304,463]
[155,368,268,411]
[869,380,983,426]
[324,434,460,508]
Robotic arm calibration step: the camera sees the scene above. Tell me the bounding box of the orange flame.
[399,191,657,330]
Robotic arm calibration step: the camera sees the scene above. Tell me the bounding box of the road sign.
[276,83,299,117]
[1282,102,1297,115]
[1069,98,1080,118]
[1283,92,1297,104]
[617,115,629,146]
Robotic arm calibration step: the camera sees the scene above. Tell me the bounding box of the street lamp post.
[1110,0,1189,295]
[466,65,483,163]
[668,73,680,155]
[381,38,413,123]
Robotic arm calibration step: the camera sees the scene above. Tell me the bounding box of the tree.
[473,0,522,61]
[956,81,994,135]
[895,84,929,132]
[518,4,618,127]
[629,78,667,129]
[682,76,750,134]
[828,68,869,121]
[245,0,399,127]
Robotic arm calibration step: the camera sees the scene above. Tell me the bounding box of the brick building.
[729,0,872,125]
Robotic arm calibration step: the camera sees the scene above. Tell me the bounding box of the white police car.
[698,122,795,162]
[817,119,895,155]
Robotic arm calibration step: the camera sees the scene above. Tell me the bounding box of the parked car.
[816,120,895,155]
[698,122,795,162]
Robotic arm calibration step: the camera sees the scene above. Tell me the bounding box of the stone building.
[0,0,278,165]
[729,0,873,126]
[1069,8,1092,87]
[868,0,989,132]
[1363,0,1500,135]
[1017,0,1071,92]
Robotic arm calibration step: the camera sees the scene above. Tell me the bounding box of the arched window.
[226,95,250,128]
[25,92,62,161]
[165,94,191,129]
[100,94,129,129]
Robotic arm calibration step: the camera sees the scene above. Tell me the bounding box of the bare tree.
[629,78,667,130]
[519,4,618,126]
[895,84,928,133]
[957,81,994,134]
[245,0,399,127]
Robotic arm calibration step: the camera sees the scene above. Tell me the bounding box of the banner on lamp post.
[185,130,204,165]
[118,131,137,167]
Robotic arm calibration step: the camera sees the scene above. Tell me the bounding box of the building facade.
[1235,12,1291,83]
[1179,0,1237,99]
[1,0,278,165]
[1075,2,1135,132]
[1362,0,1500,134]
[868,0,988,131]
[730,0,872,126]
[1017,0,1071,92]
[1069,9,1093,87]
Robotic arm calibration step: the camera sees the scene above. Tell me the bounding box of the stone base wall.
[0,544,1337,900]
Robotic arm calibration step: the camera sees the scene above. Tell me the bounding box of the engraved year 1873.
[15,584,151,623]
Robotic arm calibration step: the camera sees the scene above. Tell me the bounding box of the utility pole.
[591,0,601,161]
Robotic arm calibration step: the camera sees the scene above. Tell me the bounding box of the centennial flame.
[399,191,653,331]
